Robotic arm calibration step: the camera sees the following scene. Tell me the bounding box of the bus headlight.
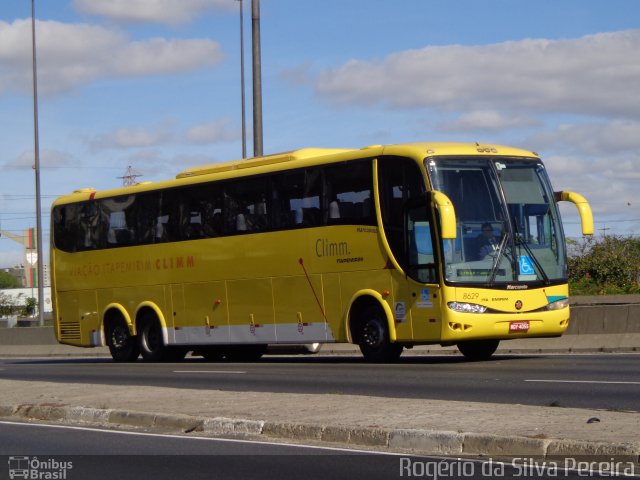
[447,302,487,314]
[546,298,569,311]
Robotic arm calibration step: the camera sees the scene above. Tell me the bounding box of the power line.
[1,196,60,200]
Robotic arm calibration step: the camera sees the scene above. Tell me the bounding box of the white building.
[0,287,52,314]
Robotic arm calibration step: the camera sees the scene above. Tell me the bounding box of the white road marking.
[525,379,640,385]
[173,370,246,374]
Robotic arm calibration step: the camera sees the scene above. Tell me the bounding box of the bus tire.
[106,320,139,363]
[355,305,403,363]
[138,315,169,362]
[457,339,499,361]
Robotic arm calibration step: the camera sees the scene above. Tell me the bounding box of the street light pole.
[251,0,263,157]
[238,0,247,159]
[31,0,45,326]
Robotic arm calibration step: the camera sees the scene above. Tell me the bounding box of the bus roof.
[176,143,539,179]
[52,142,539,206]
[383,142,538,158]
[176,148,353,179]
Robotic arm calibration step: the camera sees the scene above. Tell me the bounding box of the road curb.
[390,429,464,454]
[462,432,549,458]
[2,402,639,465]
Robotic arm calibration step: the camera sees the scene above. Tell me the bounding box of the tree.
[22,297,38,317]
[568,235,640,295]
[0,292,19,317]
[0,271,20,289]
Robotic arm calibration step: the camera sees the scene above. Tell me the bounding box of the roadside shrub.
[568,235,640,295]
[0,292,20,317]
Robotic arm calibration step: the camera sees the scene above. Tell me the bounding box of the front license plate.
[509,320,530,333]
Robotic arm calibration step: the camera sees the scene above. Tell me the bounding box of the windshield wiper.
[488,232,511,285]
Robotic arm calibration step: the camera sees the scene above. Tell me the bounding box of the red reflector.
[509,321,530,333]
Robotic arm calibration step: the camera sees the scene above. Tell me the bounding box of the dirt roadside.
[0,377,638,462]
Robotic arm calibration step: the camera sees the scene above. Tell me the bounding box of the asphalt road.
[0,421,621,480]
[0,354,638,411]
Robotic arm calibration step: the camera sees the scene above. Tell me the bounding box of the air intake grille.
[59,320,81,341]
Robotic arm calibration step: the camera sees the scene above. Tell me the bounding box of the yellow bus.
[50,142,593,362]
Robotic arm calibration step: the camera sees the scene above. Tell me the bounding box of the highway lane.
[0,354,638,411]
[1,421,622,480]
[0,420,407,480]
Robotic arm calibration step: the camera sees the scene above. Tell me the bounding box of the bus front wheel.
[457,339,499,361]
[106,321,139,362]
[355,305,403,363]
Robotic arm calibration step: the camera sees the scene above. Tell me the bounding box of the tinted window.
[53,158,376,252]
[378,156,426,264]
[324,161,374,225]
[273,168,322,228]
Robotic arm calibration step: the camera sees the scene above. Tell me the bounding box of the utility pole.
[238,0,247,159]
[251,0,263,157]
[31,0,45,326]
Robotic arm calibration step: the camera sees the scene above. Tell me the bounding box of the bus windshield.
[426,156,567,286]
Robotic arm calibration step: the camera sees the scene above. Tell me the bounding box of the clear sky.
[1,0,639,267]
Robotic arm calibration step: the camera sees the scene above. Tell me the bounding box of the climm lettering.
[154,255,195,270]
[315,238,350,257]
[70,256,195,278]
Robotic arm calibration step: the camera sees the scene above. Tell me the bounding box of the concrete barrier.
[568,296,640,334]
[0,325,58,345]
[0,295,639,356]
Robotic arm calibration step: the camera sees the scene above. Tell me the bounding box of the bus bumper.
[439,307,570,343]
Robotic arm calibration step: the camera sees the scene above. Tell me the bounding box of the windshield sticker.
[518,255,535,275]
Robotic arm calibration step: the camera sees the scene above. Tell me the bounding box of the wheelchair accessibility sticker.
[518,255,535,275]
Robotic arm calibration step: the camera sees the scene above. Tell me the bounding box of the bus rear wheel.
[138,316,175,362]
[356,305,403,363]
[106,321,139,362]
[457,339,499,361]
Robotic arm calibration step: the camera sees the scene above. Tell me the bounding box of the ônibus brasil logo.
[8,456,73,479]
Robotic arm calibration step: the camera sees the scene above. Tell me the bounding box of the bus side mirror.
[431,190,457,240]
[554,191,594,236]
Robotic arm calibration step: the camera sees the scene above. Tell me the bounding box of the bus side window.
[77,202,103,249]
[301,169,322,227]
[179,184,223,241]
[323,160,374,226]
[53,205,80,252]
[407,207,437,284]
[100,195,136,246]
[224,176,271,234]
[377,155,426,269]
[156,191,180,242]
[200,188,224,238]
[269,168,322,230]
[129,192,158,245]
[273,171,303,228]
